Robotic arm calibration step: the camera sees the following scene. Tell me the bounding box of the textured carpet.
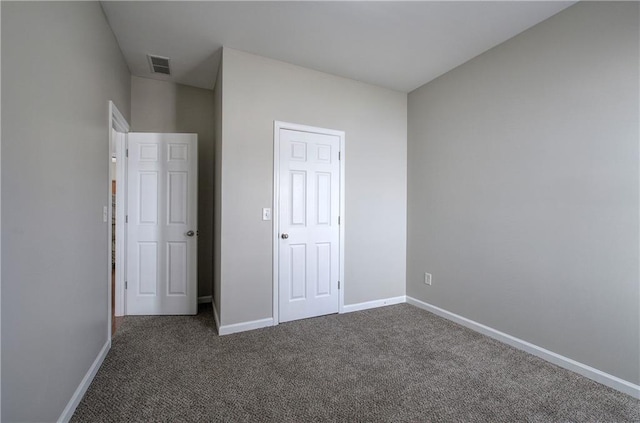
[72,304,639,422]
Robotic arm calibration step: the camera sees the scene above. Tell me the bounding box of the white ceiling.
[101,1,575,93]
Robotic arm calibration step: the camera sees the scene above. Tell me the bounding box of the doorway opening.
[108,101,129,339]
[108,103,199,335]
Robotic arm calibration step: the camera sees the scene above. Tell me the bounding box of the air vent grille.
[147,54,171,75]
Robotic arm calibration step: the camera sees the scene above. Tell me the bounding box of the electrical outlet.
[424,273,432,286]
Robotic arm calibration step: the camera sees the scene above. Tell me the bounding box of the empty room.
[1,1,639,422]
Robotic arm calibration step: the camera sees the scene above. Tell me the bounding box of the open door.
[126,133,198,315]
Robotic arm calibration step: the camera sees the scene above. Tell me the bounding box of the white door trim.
[272,121,345,325]
[108,101,129,338]
[113,131,126,317]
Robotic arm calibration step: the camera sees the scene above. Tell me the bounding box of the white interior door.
[126,133,198,315]
[278,128,341,323]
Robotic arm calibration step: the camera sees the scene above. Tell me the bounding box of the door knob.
[281,233,289,239]
[186,230,195,237]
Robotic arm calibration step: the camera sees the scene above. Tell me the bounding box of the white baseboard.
[198,295,212,304]
[212,300,273,336]
[215,295,406,336]
[219,317,274,336]
[58,339,111,422]
[212,300,221,333]
[342,295,406,314]
[406,296,640,399]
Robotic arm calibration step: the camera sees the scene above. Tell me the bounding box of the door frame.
[108,101,129,338]
[112,128,127,317]
[272,121,345,325]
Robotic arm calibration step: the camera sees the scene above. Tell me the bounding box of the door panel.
[167,242,187,295]
[316,173,331,225]
[127,133,198,315]
[279,129,340,323]
[316,243,331,296]
[290,171,306,225]
[290,244,307,300]
[138,242,158,295]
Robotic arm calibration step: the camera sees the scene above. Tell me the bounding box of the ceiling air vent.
[147,55,171,75]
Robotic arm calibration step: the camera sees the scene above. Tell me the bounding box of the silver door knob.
[186,230,195,237]
[281,233,289,239]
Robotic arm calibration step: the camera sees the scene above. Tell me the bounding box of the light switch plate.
[262,208,272,221]
[103,206,108,223]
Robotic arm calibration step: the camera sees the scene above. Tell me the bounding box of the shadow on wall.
[130,73,216,298]
[181,48,222,91]
[175,80,216,301]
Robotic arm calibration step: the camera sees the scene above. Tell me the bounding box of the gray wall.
[1,2,131,421]
[130,76,215,298]
[213,58,223,316]
[407,1,639,385]
[218,48,407,326]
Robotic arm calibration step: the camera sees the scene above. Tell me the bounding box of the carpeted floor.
[72,304,639,422]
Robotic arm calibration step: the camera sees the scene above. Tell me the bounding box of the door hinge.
[338,216,340,225]
[126,148,129,158]
[339,151,341,160]
[125,215,128,223]
[338,281,341,290]
[125,281,128,290]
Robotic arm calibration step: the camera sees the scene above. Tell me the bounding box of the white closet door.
[278,129,340,323]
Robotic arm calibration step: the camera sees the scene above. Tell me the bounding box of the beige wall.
[407,2,639,385]
[218,48,407,326]
[1,2,131,421]
[131,76,215,297]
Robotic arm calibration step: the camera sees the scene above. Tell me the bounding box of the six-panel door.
[278,129,340,323]
[126,133,198,315]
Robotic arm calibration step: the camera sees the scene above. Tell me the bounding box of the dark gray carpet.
[72,304,639,422]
